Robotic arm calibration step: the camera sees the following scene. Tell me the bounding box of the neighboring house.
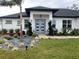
[0,6,79,34]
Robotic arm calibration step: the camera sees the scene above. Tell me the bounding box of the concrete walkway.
[39,35,79,39]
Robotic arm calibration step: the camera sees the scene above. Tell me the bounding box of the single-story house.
[0,6,79,34]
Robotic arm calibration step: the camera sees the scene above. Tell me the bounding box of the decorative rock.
[0,44,2,48]
[3,38,8,42]
[8,43,14,49]
[19,42,24,48]
[12,47,19,51]
[30,40,35,47]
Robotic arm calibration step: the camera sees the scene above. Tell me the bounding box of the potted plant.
[15,29,20,36]
[9,29,14,37]
[2,29,7,35]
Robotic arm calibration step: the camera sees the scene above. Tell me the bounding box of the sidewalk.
[39,35,79,39]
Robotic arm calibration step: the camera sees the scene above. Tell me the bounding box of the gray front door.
[35,19,46,34]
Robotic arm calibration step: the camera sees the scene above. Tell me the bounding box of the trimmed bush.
[9,29,14,33]
[48,21,52,35]
[27,22,33,36]
[15,29,20,33]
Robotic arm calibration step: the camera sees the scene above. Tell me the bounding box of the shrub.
[48,21,52,35]
[27,22,33,36]
[52,28,58,35]
[0,31,2,34]
[13,33,18,38]
[48,21,58,35]
[4,36,13,40]
[15,29,20,36]
[62,28,71,35]
[70,29,79,35]
[32,32,38,37]
[22,31,25,35]
[0,40,5,44]
[57,32,63,36]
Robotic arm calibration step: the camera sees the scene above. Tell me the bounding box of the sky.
[0,0,79,16]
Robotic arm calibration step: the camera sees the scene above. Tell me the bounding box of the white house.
[0,6,79,34]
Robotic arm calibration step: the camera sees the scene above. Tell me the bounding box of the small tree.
[27,22,33,36]
[48,21,53,35]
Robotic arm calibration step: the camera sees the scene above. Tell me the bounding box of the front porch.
[30,11,53,34]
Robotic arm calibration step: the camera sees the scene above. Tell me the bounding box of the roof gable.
[25,6,52,10]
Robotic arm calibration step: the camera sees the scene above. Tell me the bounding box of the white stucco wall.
[53,18,79,32]
[0,17,30,32]
[74,18,79,29]
[0,19,20,30]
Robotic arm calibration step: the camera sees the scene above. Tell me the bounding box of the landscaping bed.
[0,38,79,59]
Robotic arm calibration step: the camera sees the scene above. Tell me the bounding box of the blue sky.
[0,0,79,16]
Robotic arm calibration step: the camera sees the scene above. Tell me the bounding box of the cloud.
[0,0,79,16]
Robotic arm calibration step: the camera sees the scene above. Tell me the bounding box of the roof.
[54,9,79,18]
[25,6,53,10]
[0,6,79,18]
[0,12,29,19]
[25,6,58,12]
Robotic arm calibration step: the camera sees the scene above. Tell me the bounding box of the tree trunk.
[1,19,3,31]
[20,4,23,42]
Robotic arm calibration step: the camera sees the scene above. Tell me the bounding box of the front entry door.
[35,19,46,34]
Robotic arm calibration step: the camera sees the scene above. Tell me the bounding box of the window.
[24,19,29,28]
[6,20,12,24]
[62,20,72,28]
[17,20,20,26]
[52,20,56,28]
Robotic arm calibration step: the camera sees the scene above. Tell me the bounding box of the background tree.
[67,3,79,10]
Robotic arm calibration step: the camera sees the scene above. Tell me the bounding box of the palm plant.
[0,0,23,41]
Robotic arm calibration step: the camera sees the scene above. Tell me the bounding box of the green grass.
[0,39,79,59]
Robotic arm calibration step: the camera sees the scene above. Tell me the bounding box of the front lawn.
[0,38,79,59]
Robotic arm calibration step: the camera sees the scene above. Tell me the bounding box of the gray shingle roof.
[54,9,79,18]
[25,6,52,10]
[0,12,28,19]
